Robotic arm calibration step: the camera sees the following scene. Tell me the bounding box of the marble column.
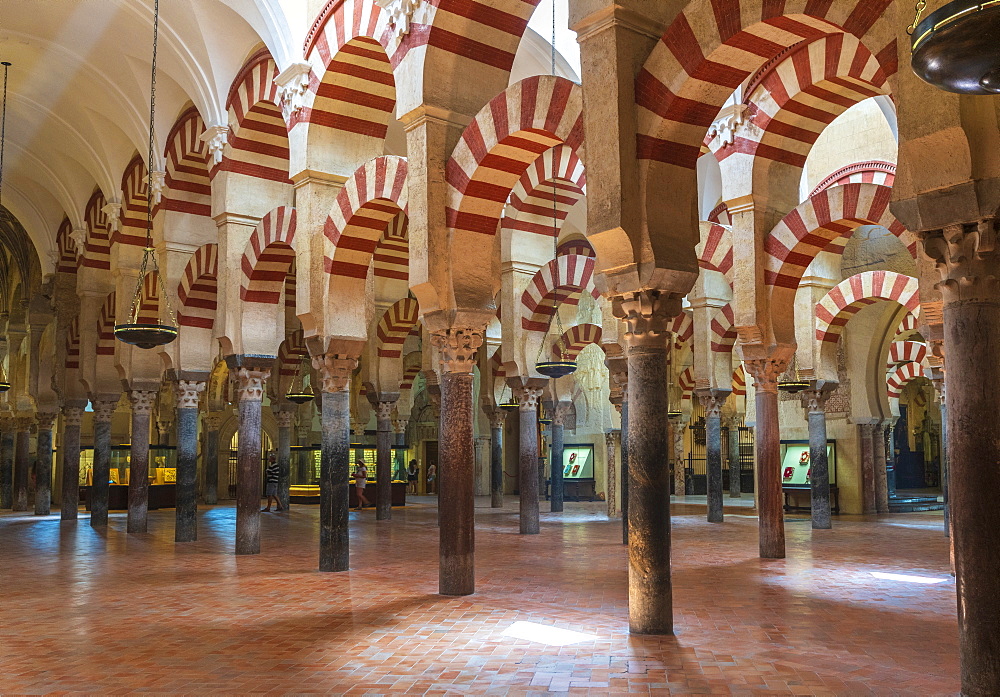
[606,356,628,542]
[34,412,57,516]
[90,400,116,527]
[432,328,482,595]
[550,402,571,513]
[886,419,899,503]
[352,422,366,463]
[374,400,396,521]
[803,387,832,530]
[741,353,791,559]
[60,406,84,520]
[620,400,629,544]
[487,409,505,508]
[12,415,32,511]
[315,351,357,572]
[174,381,205,543]
[668,414,685,497]
[605,430,619,518]
[697,391,729,523]
[617,290,677,635]
[393,419,407,480]
[234,367,269,555]
[274,409,294,511]
[727,415,742,498]
[202,414,221,505]
[858,422,877,515]
[297,425,312,483]
[874,420,890,514]
[0,418,13,509]
[934,378,948,537]
[515,385,544,535]
[127,390,157,534]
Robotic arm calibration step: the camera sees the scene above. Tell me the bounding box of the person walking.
[261,451,284,512]
[407,459,418,495]
[354,460,370,511]
[426,463,437,495]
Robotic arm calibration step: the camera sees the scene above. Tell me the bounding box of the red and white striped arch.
[731,364,747,396]
[678,366,695,401]
[710,303,738,353]
[136,271,161,325]
[447,75,584,237]
[399,363,422,392]
[161,106,211,217]
[118,153,149,248]
[241,207,297,304]
[552,323,603,360]
[815,271,920,344]
[670,312,694,350]
[55,218,78,274]
[810,160,896,197]
[325,156,408,281]
[886,340,927,369]
[217,48,290,184]
[96,292,116,357]
[520,254,596,332]
[177,244,219,330]
[699,223,733,278]
[886,361,925,399]
[501,144,586,239]
[277,330,308,380]
[65,317,80,370]
[81,190,111,271]
[894,311,919,338]
[488,348,507,380]
[707,202,731,225]
[374,213,408,281]
[376,298,420,359]
[766,183,914,291]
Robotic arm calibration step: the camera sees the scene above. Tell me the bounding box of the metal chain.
[907,0,927,34]
[0,62,9,211]
[548,0,567,360]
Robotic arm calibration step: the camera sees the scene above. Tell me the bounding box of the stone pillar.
[515,385,544,535]
[60,406,84,520]
[274,409,294,511]
[203,414,221,505]
[933,376,948,536]
[668,414,685,497]
[34,412,57,516]
[127,390,156,534]
[620,400,629,543]
[605,430,619,518]
[874,420,890,514]
[857,422,877,515]
[741,354,791,559]
[0,418,13,509]
[615,290,678,635]
[803,387,832,530]
[550,402,571,513]
[374,400,396,520]
[352,422,366,463]
[314,352,357,572]
[174,381,205,542]
[487,409,505,508]
[727,415,742,498]
[393,419,407,480]
[886,418,899,503]
[12,415,32,511]
[297,424,312,483]
[90,400,116,527]
[234,367,269,555]
[697,391,728,523]
[432,328,482,596]
[607,356,628,541]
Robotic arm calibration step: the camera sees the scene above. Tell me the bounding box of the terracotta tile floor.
[0,497,959,695]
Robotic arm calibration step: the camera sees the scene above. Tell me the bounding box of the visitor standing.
[355,460,370,511]
[407,459,418,494]
[261,451,284,512]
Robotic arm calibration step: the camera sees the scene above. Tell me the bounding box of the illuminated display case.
[79,445,178,510]
[779,439,840,513]
[547,443,596,501]
[289,445,409,506]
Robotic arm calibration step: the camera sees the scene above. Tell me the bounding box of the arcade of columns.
[1,0,997,693]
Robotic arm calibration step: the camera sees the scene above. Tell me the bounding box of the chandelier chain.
[0,62,9,211]
[907,0,927,34]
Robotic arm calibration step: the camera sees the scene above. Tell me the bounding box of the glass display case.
[289,445,409,506]
[79,445,178,510]
[547,443,597,501]
[779,440,839,513]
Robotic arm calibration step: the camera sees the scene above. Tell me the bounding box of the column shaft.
[90,407,113,527]
[12,423,30,511]
[518,396,540,535]
[754,389,785,559]
[490,422,503,508]
[705,410,723,523]
[874,423,889,514]
[175,407,199,542]
[127,392,154,534]
[439,371,475,595]
[808,411,832,529]
[550,419,565,512]
[858,423,876,515]
[203,422,220,505]
[940,402,948,537]
[275,412,293,511]
[620,399,629,545]
[728,419,742,498]
[60,409,83,520]
[34,415,56,515]
[0,426,13,509]
[236,395,263,555]
[320,390,351,571]
[375,406,393,520]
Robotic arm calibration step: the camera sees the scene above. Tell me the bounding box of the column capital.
[431,328,483,374]
[15,415,34,431]
[392,418,408,434]
[91,400,117,424]
[484,407,506,430]
[273,409,295,429]
[802,381,837,414]
[36,411,58,431]
[311,353,358,393]
[129,389,158,416]
[375,401,395,421]
[604,430,620,448]
[204,413,223,431]
[515,386,544,411]
[235,368,270,403]
[741,352,793,395]
[920,218,1000,303]
[551,401,572,426]
[62,405,84,427]
[696,389,730,418]
[175,380,206,410]
[611,290,683,348]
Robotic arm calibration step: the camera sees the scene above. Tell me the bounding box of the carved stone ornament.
[376,401,395,421]
[36,412,58,431]
[697,392,727,418]
[101,202,122,232]
[741,356,790,394]
[91,400,118,423]
[204,413,223,431]
[69,227,88,256]
[920,219,1000,303]
[431,328,483,375]
[129,390,158,416]
[16,415,34,431]
[199,125,229,166]
[708,103,749,148]
[392,419,407,434]
[235,368,270,403]
[551,402,572,427]
[175,380,206,410]
[612,290,683,348]
[311,353,357,393]
[487,409,506,430]
[62,406,84,427]
[274,62,312,118]
[802,388,830,414]
[515,386,544,411]
[375,0,423,39]
[274,410,295,429]
[149,171,166,205]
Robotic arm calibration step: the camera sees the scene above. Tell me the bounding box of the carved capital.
[92,400,117,424]
[612,290,682,348]
[204,413,223,431]
[696,391,728,418]
[101,202,122,232]
[235,368,270,403]
[274,410,295,429]
[129,390,157,416]
[431,328,483,374]
[15,415,34,431]
[199,125,229,166]
[62,406,84,427]
[175,380,206,410]
[741,356,790,394]
[392,419,407,434]
[149,171,166,205]
[551,401,572,426]
[920,219,1000,303]
[69,227,88,256]
[515,386,544,411]
[274,61,312,118]
[375,401,395,421]
[312,353,357,393]
[604,430,619,448]
[485,408,506,430]
[802,388,830,414]
[375,0,425,40]
[36,412,58,431]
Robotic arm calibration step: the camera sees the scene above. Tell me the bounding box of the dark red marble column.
[433,328,482,596]
[858,422,876,515]
[874,420,889,514]
[34,412,57,516]
[233,367,269,555]
[374,400,396,520]
[127,390,156,534]
[60,406,84,521]
[550,402,570,513]
[803,386,832,530]
[12,416,32,511]
[274,409,294,511]
[174,381,205,543]
[89,400,117,527]
[515,385,544,535]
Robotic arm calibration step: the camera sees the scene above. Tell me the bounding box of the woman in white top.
[354,461,370,511]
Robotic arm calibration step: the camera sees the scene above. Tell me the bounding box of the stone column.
[741,354,791,559]
[605,430,619,518]
[697,391,728,523]
[620,400,629,543]
[234,367,269,555]
[615,290,678,635]
[606,357,628,541]
[549,402,571,513]
[352,422,366,463]
[274,409,294,511]
[515,385,544,535]
[374,400,396,520]
[202,414,221,505]
[60,406,84,520]
[12,415,32,511]
[932,375,948,536]
[314,352,357,572]
[393,419,407,480]
[886,418,899,503]
[432,328,482,596]
[34,412,57,516]
[668,414,685,497]
[487,409,505,508]
[857,422,877,515]
[0,418,13,509]
[803,387,832,530]
[874,420,890,514]
[90,400,116,527]
[127,390,156,534]
[174,381,205,542]
[297,424,312,483]
[726,415,742,498]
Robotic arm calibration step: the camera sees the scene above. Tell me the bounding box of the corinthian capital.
[696,390,729,418]
[235,368,270,403]
[311,353,358,393]
[802,387,830,414]
[515,386,544,411]
[36,412,58,431]
[175,380,206,410]
[431,328,483,375]
[129,390,158,416]
[920,219,1000,303]
[375,401,395,421]
[741,356,790,395]
[62,406,84,427]
[92,400,117,424]
[274,409,295,429]
[612,290,682,348]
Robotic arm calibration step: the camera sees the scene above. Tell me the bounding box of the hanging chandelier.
[285,356,315,404]
[0,60,13,394]
[909,0,1000,94]
[114,0,178,350]
[777,380,810,394]
[498,385,519,412]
